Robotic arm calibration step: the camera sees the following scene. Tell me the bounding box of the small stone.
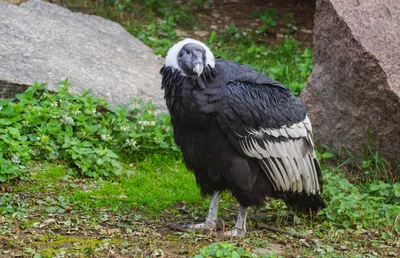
[106,228,120,235]
[39,218,56,228]
[153,248,164,257]
[175,29,189,37]
[211,12,220,18]
[2,184,13,193]
[132,231,143,236]
[193,30,209,37]
[299,28,313,34]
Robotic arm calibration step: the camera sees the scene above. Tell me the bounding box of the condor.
[160,38,325,237]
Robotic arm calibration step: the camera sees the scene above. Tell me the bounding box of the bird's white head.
[165,38,215,77]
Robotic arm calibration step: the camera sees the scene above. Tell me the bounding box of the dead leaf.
[153,248,164,257]
[106,228,120,235]
[39,218,56,228]
[1,184,13,193]
[132,231,143,236]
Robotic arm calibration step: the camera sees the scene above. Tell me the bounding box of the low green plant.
[194,242,279,258]
[315,145,335,162]
[336,138,393,184]
[0,80,176,182]
[0,194,28,220]
[192,0,213,8]
[321,169,400,234]
[360,129,392,182]
[283,13,297,35]
[251,9,280,35]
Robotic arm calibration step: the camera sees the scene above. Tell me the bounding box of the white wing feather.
[238,116,321,194]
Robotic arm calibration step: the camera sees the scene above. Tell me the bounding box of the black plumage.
[161,39,325,235]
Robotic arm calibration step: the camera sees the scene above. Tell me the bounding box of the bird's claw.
[167,220,219,233]
[222,227,246,238]
[189,220,218,230]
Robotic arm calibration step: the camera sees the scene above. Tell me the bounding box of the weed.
[251,9,280,35]
[360,128,392,182]
[315,145,335,162]
[192,0,214,8]
[284,13,298,35]
[194,242,279,258]
[336,135,394,183]
[0,194,28,220]
[321,169,400,234]
[0,80,176,182]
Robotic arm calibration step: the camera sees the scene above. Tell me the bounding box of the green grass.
[20,154,237,216]
[72,154,203,212]
[9,154,200,213]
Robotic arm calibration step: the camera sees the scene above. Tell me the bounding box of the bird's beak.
[193,63,203,77]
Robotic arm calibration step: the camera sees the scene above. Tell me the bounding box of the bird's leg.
[188,191,220,231]
[223,205,248,237]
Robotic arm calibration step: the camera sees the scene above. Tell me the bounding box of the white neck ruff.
[165,38,215,76]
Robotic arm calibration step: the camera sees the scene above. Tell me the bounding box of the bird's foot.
[167,219,219,233]
[189,220,218,231]
[222,227,246,238]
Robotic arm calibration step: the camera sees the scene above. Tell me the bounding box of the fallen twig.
[258,225,320,245]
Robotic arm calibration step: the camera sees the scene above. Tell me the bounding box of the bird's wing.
[215,79,323,195]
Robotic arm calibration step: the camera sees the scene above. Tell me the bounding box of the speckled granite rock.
[0,0,166,112]
[302,0,400,173]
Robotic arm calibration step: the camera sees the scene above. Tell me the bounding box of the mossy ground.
[1,155,398,257]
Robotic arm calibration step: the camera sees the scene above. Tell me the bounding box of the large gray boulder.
[0,0,166,112]
[302,0,400,174]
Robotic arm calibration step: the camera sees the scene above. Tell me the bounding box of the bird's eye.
[186,49,190,54]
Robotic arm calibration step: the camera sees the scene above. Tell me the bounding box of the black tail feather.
[280,192,326,214]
